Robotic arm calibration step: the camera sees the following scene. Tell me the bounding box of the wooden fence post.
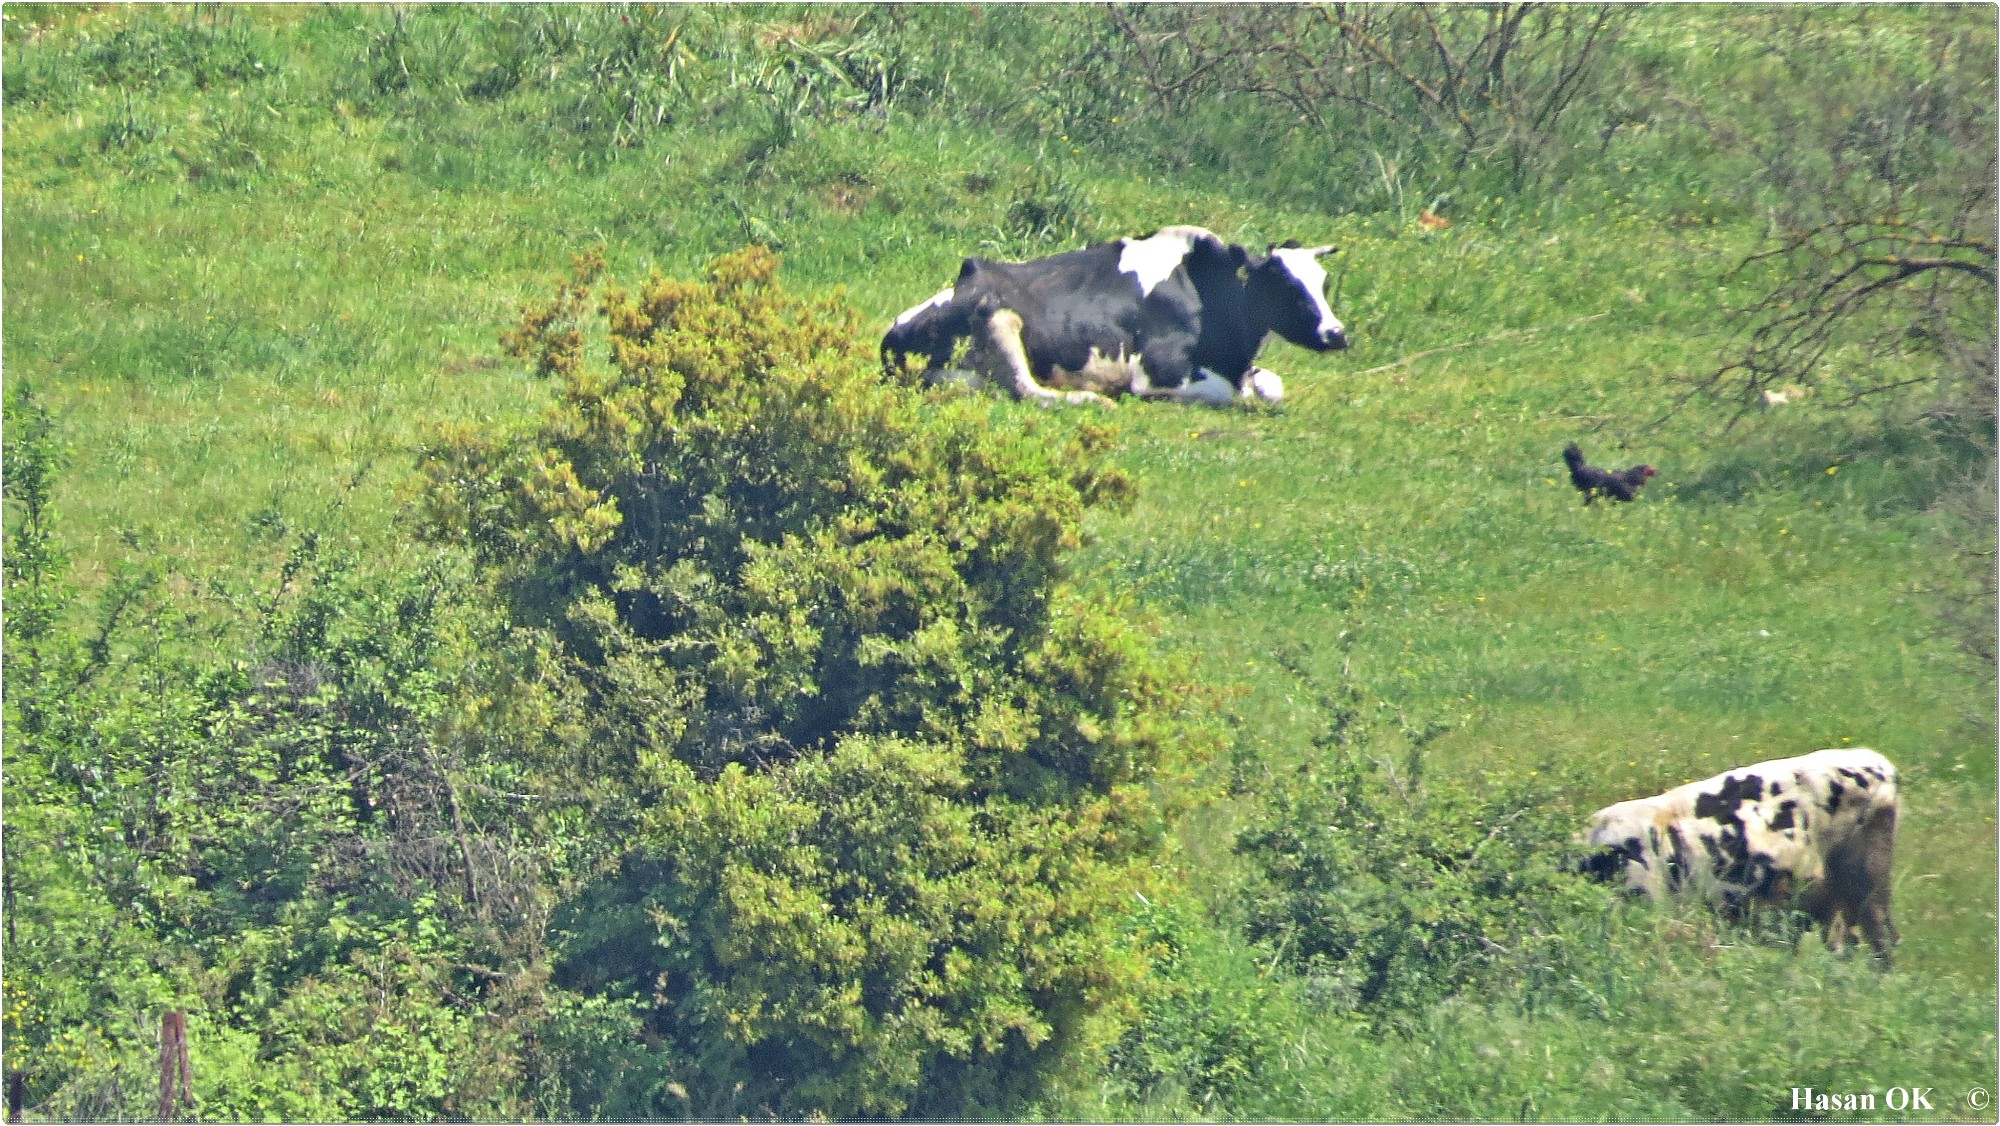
[156,1011,191,1123]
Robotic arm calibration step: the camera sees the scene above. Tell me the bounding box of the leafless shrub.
[1688,13,1997,427]
[1099,3,1629,186]
[1696,205,1996,424]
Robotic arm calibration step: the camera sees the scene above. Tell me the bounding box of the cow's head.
[1577,844,1633,884]
[1578,804,1657,895]
[1243,242,1348,352]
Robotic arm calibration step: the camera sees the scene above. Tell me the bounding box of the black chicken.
[1563,443,1656,504]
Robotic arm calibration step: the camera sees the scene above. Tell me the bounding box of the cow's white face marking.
[1269,246,1344,342]
[893,287,954,326]
[1118,226,1213,298]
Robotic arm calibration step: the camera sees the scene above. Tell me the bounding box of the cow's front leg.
[1240,366,1285,403]
[1156,367,1240,407]
[983,309,1112,407]
[1125,341,1199,401]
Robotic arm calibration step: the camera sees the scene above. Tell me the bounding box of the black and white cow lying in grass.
[1581,747,1900,963]
[881,225,1348,407]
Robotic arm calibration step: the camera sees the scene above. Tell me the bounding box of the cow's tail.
[881,286,977,381]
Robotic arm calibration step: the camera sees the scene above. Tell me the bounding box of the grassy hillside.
[5,5,1994,1121]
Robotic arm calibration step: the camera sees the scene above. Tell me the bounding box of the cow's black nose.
[1324,329,1349,350]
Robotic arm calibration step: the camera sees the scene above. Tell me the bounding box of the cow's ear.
[1267,240,1302,253]
[1226,244,1252,269]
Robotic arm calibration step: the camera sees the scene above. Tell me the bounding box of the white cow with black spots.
[1581,748,1900,963]
[881,226,1348,406]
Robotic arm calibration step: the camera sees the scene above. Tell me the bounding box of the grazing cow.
[881,225,1348,406]
[1581,748,1900,963]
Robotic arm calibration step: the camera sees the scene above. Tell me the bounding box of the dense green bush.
[1235,662,1611,1021]
[417,247,1208,1117]
[1240,751,1610,1020]
[2,238,1209,1124]
[1066,905,1999,1122]
[1100,897,1308,1117]
[1,384,546,1119]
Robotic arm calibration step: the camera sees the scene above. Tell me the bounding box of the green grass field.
[6,5,1994,1120]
